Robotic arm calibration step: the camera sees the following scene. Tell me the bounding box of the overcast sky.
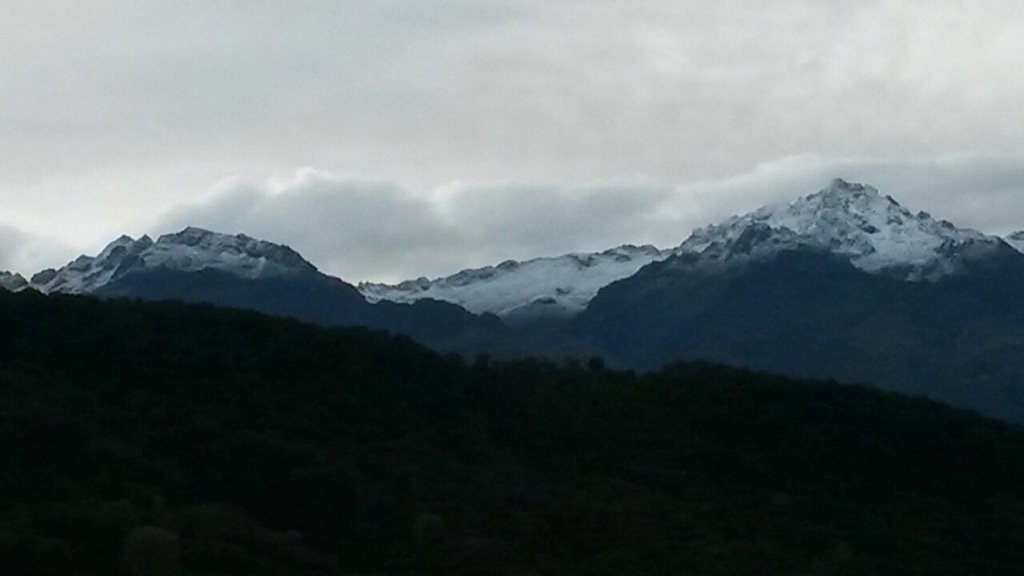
[2,1,1023,281]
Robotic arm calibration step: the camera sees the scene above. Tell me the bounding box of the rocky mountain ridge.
[362,179,1019,315]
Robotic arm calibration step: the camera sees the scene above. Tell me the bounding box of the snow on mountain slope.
[17,180,1013,319]
[32,227,316,294]
[364,179,1012,318]
[0,271,27,291]
[359,245,674,319]
[678,179,1004,280]
[1006,232,1024,253]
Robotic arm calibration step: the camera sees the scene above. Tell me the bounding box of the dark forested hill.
[94,266,510,355]
[576,247,1024,423]
[3,290,1024,575]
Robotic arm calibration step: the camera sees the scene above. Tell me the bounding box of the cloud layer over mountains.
[2,152,1022,282]
[2,2,1024,280]
[153,154,1024,283]
[0,225,70,276]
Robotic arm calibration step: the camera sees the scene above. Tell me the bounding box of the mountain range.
[4,179,1024,421]
[363,179,1023,314]
[2,227,509,353]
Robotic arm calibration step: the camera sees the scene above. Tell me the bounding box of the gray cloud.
[0,223,73,275]
[667,154,1024,237]
[2,2,1023,276]
[155,168,677,282]
[155,155,1024,283]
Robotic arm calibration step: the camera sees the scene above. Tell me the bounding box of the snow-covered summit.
[145,227,315,278]
[1006,232,1024,253]
[678,179,1003,280]
[33,227,316,294]
[359,244,674,319]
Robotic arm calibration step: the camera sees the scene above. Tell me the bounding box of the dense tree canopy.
[2,290,1024,575]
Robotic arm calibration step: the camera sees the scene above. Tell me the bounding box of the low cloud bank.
[154,154,1024,283]
[0,224,73,276]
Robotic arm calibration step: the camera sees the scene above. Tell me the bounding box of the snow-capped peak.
[33,227,316,294]
[1006,231,1024,253]
[145,227,315,278]
[359,244,675,319]
[679,179,1003,280]
[0,271,28,292]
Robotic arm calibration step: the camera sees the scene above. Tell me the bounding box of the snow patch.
[360,245,673,318]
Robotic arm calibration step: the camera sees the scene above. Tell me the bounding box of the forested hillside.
[3,290,1024,575]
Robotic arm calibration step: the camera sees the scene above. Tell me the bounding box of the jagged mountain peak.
[794,179,911,224]
[148,227,315,275]
[0,271,28,292]
[817,177,892,200]
[32,227,316,295]
[679,179,1001,280]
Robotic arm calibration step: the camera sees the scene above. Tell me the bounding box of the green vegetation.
[2,290,1024,575]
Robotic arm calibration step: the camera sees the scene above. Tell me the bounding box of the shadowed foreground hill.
[2,290,1024,575]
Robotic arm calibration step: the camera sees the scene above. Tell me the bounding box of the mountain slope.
[23,227,508,353]
[4,290,1024,575]
[577,181,1024,422]
[0,271,27,291]
[679,178,1008,280]
[1007,231,1024,253]
[360,244,674,320]
[29,227,317,294]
